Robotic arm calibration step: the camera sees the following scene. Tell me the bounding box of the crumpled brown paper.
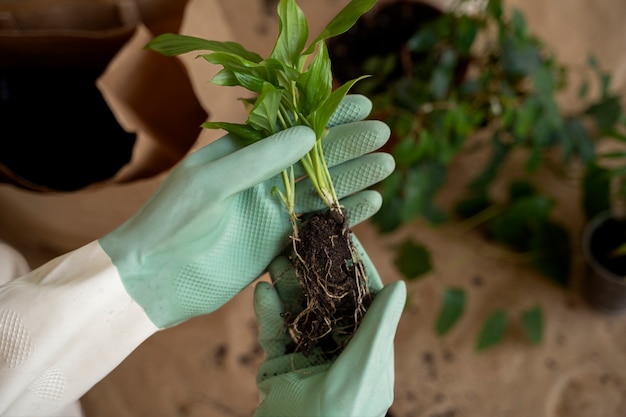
[3,0,626,416]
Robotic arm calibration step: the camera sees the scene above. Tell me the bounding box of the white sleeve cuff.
[0,240,158,416]
[0,241,30,285]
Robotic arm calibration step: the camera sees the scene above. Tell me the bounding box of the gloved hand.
[253,237,406,417]
[99,95,394,328]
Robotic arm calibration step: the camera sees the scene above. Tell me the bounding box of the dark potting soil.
[288,207,371,356]
[588,216,626,276]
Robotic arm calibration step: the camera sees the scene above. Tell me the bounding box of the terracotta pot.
[581,210,626,314]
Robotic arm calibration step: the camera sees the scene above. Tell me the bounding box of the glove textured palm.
[253,238,406,417]
[99,95,394,328]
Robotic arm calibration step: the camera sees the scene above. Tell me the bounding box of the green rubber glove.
[253,236,406,417]
[99,95,394,328]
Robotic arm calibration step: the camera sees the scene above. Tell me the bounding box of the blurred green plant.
[330,0,626,349]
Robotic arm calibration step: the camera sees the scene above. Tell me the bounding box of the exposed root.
[286,205,371,356]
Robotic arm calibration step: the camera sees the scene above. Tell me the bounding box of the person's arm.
[0,95,393,416]
[0,241,157,415]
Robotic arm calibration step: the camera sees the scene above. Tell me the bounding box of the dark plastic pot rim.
[582,210,626,285]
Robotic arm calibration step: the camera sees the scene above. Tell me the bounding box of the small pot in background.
[582,210,626,314]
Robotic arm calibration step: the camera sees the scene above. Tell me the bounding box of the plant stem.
[280,167,298,226]
[452,203,505,235]
[277,107,341,224]
[312,138,340,207]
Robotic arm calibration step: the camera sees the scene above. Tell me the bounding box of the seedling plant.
[146,0,377,356]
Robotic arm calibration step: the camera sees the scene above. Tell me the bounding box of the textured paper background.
[1,0,626,416]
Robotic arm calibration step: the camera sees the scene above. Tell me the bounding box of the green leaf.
[232,71,272,94]
[511,9,529,39]
[372,195,403,233]
[476,310,507,351]
[487,0,503,19]
[247,83,284,134]
[145,33,262,62]
[447,102,480,139]
[210,69,239,86]
[311,75,368,138]
[489,194,552,251]
[362,54,397,76]
[435,288,466,336]
[585,95,623,135]
[468,132,511,192]
[530,67,554,96]
[271,0,308,68]
[392,134,424,167]
[421,204,449,225]
[264,58,301,85]
[407,27,439,53]
[454,191,491,220]
[372,172,404,233]
[529,220,571,287]
[429,48,457,100]
[578,79,589,99]
[297,41,332,116]
[582,162,612,221]
[305,0,377,54]
[201,121,264,145]
[588,55,612,99]
[454,15,479,55]
[513,98,540,140]
[401,162,448,224]
[521,306,543,344]
[393,239,433,280]
[508,181,536,200]
[391,77,428,113]
[201,52,277,93]
[501,36,542,78]
[532,67,562,127]
[560,117,595,164]
[411,129,438,163]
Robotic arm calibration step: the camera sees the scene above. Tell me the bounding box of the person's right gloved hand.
[253,237,407,417]
[99,95,395,328]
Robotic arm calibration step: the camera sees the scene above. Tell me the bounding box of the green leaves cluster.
[145,0,376,216]
[472,306,542,351]
[579,57,626,222]
[362,0,626,286]
[436,289,543,351]
[393,237,545,351]
[328,0,626,350]
[364,0,583,233]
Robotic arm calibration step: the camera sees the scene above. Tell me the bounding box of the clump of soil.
[286,206,371,356]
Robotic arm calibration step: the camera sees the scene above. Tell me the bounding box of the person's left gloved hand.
[253,237,406,417]
[99,95,394,328]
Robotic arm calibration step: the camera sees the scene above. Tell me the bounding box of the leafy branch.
[146,0,375,228]
[326,0,626,350]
